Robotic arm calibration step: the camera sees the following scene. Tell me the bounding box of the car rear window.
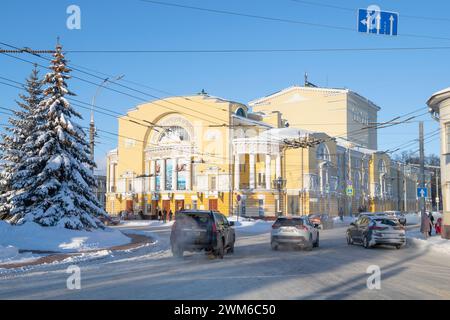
[274,218,304,227]
[177,214,211,228]
[374,218,399,226]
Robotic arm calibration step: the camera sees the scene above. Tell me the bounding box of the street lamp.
[90,74,125,172]
[272,176,286,216]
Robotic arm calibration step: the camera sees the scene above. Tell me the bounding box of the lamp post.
[273,176,286,216]
[90,74,125,172]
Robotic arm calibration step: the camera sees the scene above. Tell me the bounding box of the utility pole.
[403,164,408,212]
[348,145,352,216]
[419,122,426,230]
[435,168,440,211]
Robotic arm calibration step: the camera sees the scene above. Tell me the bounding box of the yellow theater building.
[106,86,432,218]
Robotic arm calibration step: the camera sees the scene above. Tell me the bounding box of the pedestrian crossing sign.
[346,186,354,196]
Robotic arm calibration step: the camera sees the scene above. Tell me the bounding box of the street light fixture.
[90,74,125,172]
[272,176,286,216]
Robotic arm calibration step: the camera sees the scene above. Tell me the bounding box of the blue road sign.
[417,187,428,198]
[358,6,398,36]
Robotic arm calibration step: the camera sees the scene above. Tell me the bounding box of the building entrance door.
[162,200,171,213]
[126,200,133,213]
[209,199,218,211]
[175,200,185,212]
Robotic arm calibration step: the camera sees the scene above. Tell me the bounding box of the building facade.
[105,87,431,218]
[428,87,450,239]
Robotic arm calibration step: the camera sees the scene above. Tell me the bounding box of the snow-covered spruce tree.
[0,66,43,220]
[8,44,106,230]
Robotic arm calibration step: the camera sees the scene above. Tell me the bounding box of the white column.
[109,163,115,192]
[160,159,166,191]
[172,158,178,190]
[234,154,240,190]
[265,154,271,190]
[275,154,281,179]
[186,157,191,190]
[150,160,155,192]
[249,153,256,189]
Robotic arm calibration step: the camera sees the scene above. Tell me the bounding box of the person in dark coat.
[162,209,167,223]
[169,210,173,221]
[138,210,144,220]
[428,212,435,236]
[158,209,162,221]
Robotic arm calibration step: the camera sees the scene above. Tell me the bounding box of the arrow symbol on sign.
[389,15,394,35]
[376,14,381,34]
[366,12,371,33]
[420,189,425,197]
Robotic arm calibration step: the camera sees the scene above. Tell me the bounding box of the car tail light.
[369,225,387,231]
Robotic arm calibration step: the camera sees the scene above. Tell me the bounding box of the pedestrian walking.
[169,209,173,221]
[421,213,431,239]
[428,212,435,236]
[436,217,443,235]
[158,209,162,221]
[163,209,167,223]
[138,210,144,220]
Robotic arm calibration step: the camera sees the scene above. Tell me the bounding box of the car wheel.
[216,239,225,259]
[313,233,320,248]
[228,238,235,254]
[346,232,353,245]
[363,236,371,249]
[395,244,402,250]
[171,244,184,258]
[271,241,278,251]
[304,234,313,251]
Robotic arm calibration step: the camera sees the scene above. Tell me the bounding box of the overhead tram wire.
[287,0,450,23]
[138,0,450,43]
[0,42,232,127]
[0,73,431,153]
[0,45,229,128]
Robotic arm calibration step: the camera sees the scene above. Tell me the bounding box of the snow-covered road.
[1,224,450,299]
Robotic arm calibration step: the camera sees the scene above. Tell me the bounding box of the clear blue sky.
[1,0,448,172]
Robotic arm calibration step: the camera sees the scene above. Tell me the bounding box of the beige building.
[105,86,431,219]
[249,86,379,150]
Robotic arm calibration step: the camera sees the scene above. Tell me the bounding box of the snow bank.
[407,229,450,256]
[0,245,40,264]
[404,212,420,225]
[228,216,273,233]
[0,221,131,253]
[332,216,356,227]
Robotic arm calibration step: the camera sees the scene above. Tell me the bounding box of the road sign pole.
[419,122,427,233]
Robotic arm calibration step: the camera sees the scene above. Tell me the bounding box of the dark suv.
[170,210,235,258]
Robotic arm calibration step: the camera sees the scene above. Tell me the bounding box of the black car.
[170,210,235,258]
[346,214,406,249]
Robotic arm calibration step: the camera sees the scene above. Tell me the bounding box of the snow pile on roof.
[0,220,130,253]
[228,216,273,233]
[0,245,40,264]
[407,229,450,256]
[335,137,377,155]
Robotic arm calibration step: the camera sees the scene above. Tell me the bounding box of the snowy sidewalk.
[407,229,450,256]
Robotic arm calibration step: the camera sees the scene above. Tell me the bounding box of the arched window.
[316,143,330,162]
[158,126,190,143]
[378,160,387,197]
[235,107,247,118]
